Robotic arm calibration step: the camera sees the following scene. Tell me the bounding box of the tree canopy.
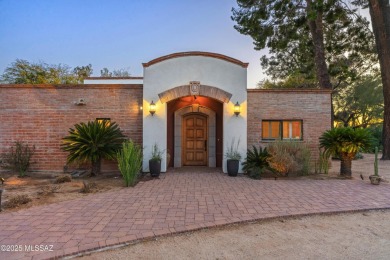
[232,0,389,158]
[334,75,383,128]
[100,68,131,77]
[0,59,93,84]
[232,0,377,89]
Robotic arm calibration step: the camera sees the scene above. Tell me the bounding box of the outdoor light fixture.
[149,100,156,116]
[234,102,241,116]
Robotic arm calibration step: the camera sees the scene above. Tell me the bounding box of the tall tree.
[368,0,390,159]
[232,0,348,90]
[232,0,376,87]
[0,59,92,84]
[351,0,390,159]
[232,0,378,127]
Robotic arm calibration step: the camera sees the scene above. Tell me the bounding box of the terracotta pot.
[369,175,381,185]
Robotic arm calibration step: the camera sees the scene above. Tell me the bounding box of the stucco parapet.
[142,51,249,68]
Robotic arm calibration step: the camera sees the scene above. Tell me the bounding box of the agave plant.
[319,127,373,177]
[242,146,271,179]
[61,121,126,176]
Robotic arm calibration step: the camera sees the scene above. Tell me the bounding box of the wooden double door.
[182,114,208,166]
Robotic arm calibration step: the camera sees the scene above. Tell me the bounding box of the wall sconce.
[149,100,156,116]
[234,102,241,117]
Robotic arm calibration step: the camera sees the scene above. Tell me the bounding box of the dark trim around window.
[262,119,303,141]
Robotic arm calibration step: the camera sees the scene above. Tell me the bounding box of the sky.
[0,0,270,88]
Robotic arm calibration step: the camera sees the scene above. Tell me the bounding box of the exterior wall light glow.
[149,101,156,116]
[234,102,241,116]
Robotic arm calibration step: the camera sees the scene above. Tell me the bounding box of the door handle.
[204,140,207,151]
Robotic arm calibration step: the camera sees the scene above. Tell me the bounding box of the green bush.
[267,141,311,176]
[117,140,143,187]
[242,146,271,179]
[367,124,383,152]
[225,138,242,160]
[1,141,35,177]
[319,127,374,176]
[61,121,126,176]
[150,143,164,162]
[315,148,330,175]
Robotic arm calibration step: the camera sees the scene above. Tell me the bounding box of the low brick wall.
[0,84,143,173]
[247,89,332,162]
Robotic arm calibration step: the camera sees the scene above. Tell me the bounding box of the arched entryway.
[142,51,248,173]
[167,96,223,168]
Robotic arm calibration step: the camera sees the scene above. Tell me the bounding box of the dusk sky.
[0,0,271,88]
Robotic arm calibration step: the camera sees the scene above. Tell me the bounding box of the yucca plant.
[117,140,143,187]
[319,127,374,177]
[61,121,126,176]
[242,146,271,179]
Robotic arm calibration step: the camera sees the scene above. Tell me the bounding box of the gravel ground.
[79,154,390,260]
[80,210,390,260]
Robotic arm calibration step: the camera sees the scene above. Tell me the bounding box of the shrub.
[1,141,35,177]
[61,121,126,176]
[38,185,61,196]
[150,143,164,162]
[80,181,97,193]
[225,138,242,160]
[117,140,143,187]
[3,194,32,209]
[267,141,311,176]
[242,146,271,179]
[367,124,383,152]
[320,127,373,176]
[314,148,330,175]
[55,175,72,183]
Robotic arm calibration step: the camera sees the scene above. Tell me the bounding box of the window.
[96,118,111,124]
[262,120,302,140]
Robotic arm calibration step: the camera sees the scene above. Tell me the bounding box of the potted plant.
[369,147,381,185]
[225,138,242,177]
[149,143,164,177]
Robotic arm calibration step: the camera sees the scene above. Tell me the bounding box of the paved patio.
[1,168,390,260]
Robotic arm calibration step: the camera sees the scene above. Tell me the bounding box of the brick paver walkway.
[1,170,390,259]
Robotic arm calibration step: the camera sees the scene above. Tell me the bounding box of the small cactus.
[374,147,379,176]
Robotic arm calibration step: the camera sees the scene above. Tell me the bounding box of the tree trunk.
[91,158,101,176]
[368,0,390,159]
[306,0,334,126]
[340,157,352,177]
[306,0,333,90]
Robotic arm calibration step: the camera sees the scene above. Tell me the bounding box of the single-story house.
[0,51,332,173]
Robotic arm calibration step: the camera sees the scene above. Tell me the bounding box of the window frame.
[96,118,111,124]
[261,119,303,141]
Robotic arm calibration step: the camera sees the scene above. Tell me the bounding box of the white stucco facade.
[142,53,248,173]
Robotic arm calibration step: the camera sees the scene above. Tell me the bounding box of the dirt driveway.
[81,210,390,260]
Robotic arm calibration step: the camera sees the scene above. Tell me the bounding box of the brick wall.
[247,89,332,161]
[0,84,143,173]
